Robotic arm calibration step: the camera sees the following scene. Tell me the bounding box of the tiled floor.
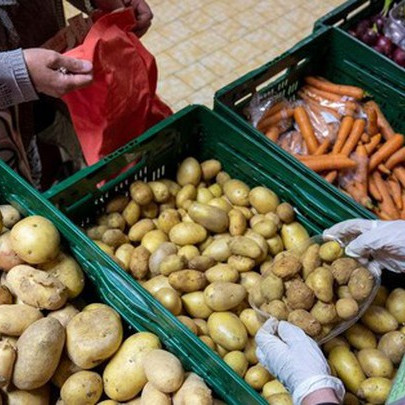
[64,0,345,111]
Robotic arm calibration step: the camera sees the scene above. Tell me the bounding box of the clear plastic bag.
[277,130,307,155]
[249,235,380,345]
[385,0,405,49]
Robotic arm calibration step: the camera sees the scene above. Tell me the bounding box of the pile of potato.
[324,286,405,405]
[0,206,223,405]
[251,238,375,340]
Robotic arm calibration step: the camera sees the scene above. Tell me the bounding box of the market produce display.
[249,76,405,220]
[0,206,222,405]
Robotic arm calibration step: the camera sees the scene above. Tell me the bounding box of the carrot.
[369,134,403,172]
[332,116,354,154]
[257,108,294,131]
[298,155,357,172]
[364,104,379,136]
[345,182,373,208]
[393,166,405,188]
[365,101,394,141]
[302,86,358,112]
[257,102,286,129]
[364,133,382,155]
[265,127,280,142]
[361,133,370,143]
[379,208,395,220]
[369,176,382,201]
[314,139,331,156]
[385,146,405,170]
[373,171,400,219]
[324,171,338,183]
[388,177,403,210]
[340,119,366,156]
[355,144,368,197]
[304,76,364,100]
[298,91,343,119]
[378,164,391,175]
[401,194,405,219]
[294,106,319,154]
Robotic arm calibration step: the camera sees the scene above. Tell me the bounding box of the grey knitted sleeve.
[0,49,38,109]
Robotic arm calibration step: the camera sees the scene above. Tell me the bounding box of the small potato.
[48,304,80,328]
[336,298,359,320]
[13,317,65,390]
[176,184,197,209]
[0,304,43,336]
[266,393,293,405]
[373,285,389,306]
[194,318,208,335]
[10,216,60,264]
[160,254,187,276]
[244,365,272,390]
[143,275,174,296]
[271,253,302,280]
[276,202,295,224]
[322,337,350,355]
[301,244,321,279]
[128,219,155,242]
[208,197,232,213]
[0,339,16,387]
[148,181,170,203]
[177,315,198,334]
[288,309,322,338]
[205,264,239,283]
[331,257,358,285]
[319,241,343,262]
[177,157,202,186]
[201,159,222,181]
[149,242,178,276]
[239,309,263,336]
[361,305,398,334]
[260,300,289,321]
[143,349,184,393]
[260,272,284,302]
[172,372,212,405]
[141,229,168,253]
[378,331,405,365]
[0,205,20,227]
[386,288,405,324]
[357,348,393,378]
[94,240,114,256]
[182,292,213,319]
[348,267,375,302]
[223,179,250,206]
[178,245,200,261]
[357,377,392,404]
[155,288,182,315]
[168,270,207,293]
[188,202,229,233]
[216,171,231,186]
[129,246,151,280]
[345,324,377,350]
[240,272,261,292]
[161,179,181,197]
[169,222,207,246]
[204,282,246,311]
[122,200,141,226]
[244,338,258,365]
[228,255,255,273]
[262,380,287,397]
[141,382,171,405]
[267,235,284,256]
[229,236,261,259]
[223,351,248,377]
[102,229,128,248]
[87,225,108,240]
[208,183,222,198]
[203,238,232,262]
[61,371,103,405]
[115,243,135,271]
[157,209,181,234]
[305,266,334,303]
[67,306,123,369]
[0,285,12,304]
[5,385,50,405]
[130,181,153,205]
[106,195,129,213]
[245,230,268,263]
[6,265,67,310]
[249,187,279,214]
[228,209,247,236]
[188,255,216,272]
[280,222,309,251]
[196,188,214,204]
[310,301,338,325]
[51,354,82,388]
[337,285,352,299]
[286,279,315,310]
[252,219,277,239]
[106,213,126,231]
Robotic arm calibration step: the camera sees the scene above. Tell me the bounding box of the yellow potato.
[348,267,374,302]
[319,241,343,262]
[0,304,43,336]
[361,305,398,334]
[336,298,359,320]
[240,272,261,292]
[301,243,321,279]
[177,315,198,335]
[0,205,20,228]
[0,339,16,387]
[357,348,393,378]
[378,331,405,365]
[330,257,358,285]
[141,229,168,253]
[288,309,322,338]
[223,351,248,377]
[5,385,50,405]
[322,337,349,355]
[114,243,135,271]
[106,213,126,231]
[228,209,247,236]
[372,286,389,306]
[182,291,213,319]
[129,245,151,280]
[106,195,129,213]
[280,222,309,250]
[169,222,207,246]
[266,393,293,405]
[194,318,208,335]
[128,219,155,242]
[141,382,171,405]
[205,264,239,283]
[122,200,141,226]
[262,380,287,397]
[260,272,284,302]
[94,240,114,256]
[305,266,334,303]
[148,181,170,203]
[244,364,271,390]
[157,209,181,234]
[223,179,250,206]
[229,236,262,259]
[51,353,82,388]
[203,237,232,262]
[337,286,352,299]
[141,201,159,218]
[172,372,212,405]
[188,202,229,233]
[345,324,377,350]
[102,229,128,247]
[176,184,197,209]
[161,179,181,197]
[143,275,174,296]
[357,377,392,404]
[48,304,80,328]
[244,338,258,365]
[267,235,284,256]
[155,288,182,315]
[245,230,268,263]
[310,301,338,325]
[130,181,153,206]
[177,157,202,186]
[160,254,187,276]
[385,288,405,324]
[249,187,279,214]
[196,188,214,204]
[201,159,222,181]
[61,371,103,405]
[216,171,231,186]
[260,300,289,321]
[168,270,207,293]
[208,197,233,213]
[204,281,246,311]
[228,255,256,273]
[276,202,295,224]
[252,219,278,239]
[271,253,302,280]
[239,309,263,336]
[188,255,215,272]
[148,242,178,276]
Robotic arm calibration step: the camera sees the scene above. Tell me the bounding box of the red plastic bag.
[62,8,172,165]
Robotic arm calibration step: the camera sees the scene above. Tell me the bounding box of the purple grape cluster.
[349,14,405,67]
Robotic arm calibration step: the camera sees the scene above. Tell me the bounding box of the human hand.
[255,320,345,405]
[23,49,93,98]
[324,219,405,273]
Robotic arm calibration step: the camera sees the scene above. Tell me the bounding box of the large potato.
[280,222,309,250]
[248,187,279,213]
[172,372,212,405]
[5,385,50,405]
[229,236,261,259]
[305,266,334,303]
[204,282,246,311]
[377,331,405,365]
[168,270,207,293]
[155,288,182,315]
[169,223,207,246]
[385,288,405,323]
[344,324,377,350]
[361,305,398,334]
[182,291,213,319]
[103,332,161,401]
[177,157,202,186]
[130,181,153,206]
[0,232,24,271]
[357,348,393,378]
[10,216,60,264]
[286,279,315,310]
[203,238,232,262]
[0,304,43,336]
[67,306,123,369]
[141,230,168,253]
[239,309,263,336]
[205,264,239,283]
[0,339,16,387]
[141,382,171,405]
[61,371,103,405]
[207,312,248,351]
[13,317,65,390]
[244,364,272,391]
[223,179,250,206]
[348,267,374,302]
[188,202,229,233]
[6,265,67,310]
[357,377,392,404]
[288,310,321,338]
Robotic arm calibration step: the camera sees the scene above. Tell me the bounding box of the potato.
[157,209,181,234]
[207,197,231,214]
[228,209,247,237]
[148,181,170,203]
[336,298,359,320]
[141,229,168,253]
[260,300,289,321]
[176,184,197,209]
[0,205,20,227]
[239,308,263,336]
[67,306,123,369]
[361,305,398,334]
[337,286,352,299]
[115,243,135,271]
[357,348,393,378]
[205,264,239,283]
[305,266,334,303]
[5,385,50,405]
[348,267,374,302]
[386,288,405,323]
[143,349,184,393]
[329,346,366,394]
[357,377,392,404]
[280,222,309,251]
[160,254,187,276]
[155,288,182,315]
[311,301,337,325]
[141,201,159,218]
[216,171,231,186]
[182,292,213,319]
[252,219,277,239]
[372,286,389,306]
[143,275,174,296]
[322,336,350,355]
[172,372,212,405]
[200,159,221,181]
[229,236,261,259]
[240,272,260,292]
[288,309,322,337]
[267,235,284,256]
[188,255,215,272]
[48,304,79,327]
[103,332,161,401]
[331,257,358,285]
[262,380,287,397]
[343,393,360,405]
[204,282,246,311]
[266,393,293,405]
[378,331,405,365]
[257,272,282,303]
[94,240,114,256]
[106,195,129,213]
[188,202,229,233]
[122,200,141,226]
[6,265,67,310]
[106,213,126,231]
[61,371,103,405]
[243,338,258,365]
[177,315,198,335]
[177,157,201,186]
[129,246,151,280]
[223,351,248,377]
[208,312,248,351]
[141,382,171,405]
[319,241,343,262]
[169,222,207,246]
[149,242,178,276]
[196,188,214,204]
[13,317,65,389]
[222,179,249,206]
[130,181,153,205]
[168,270,207,293]
[249,285,265,308]
[128,218,154,242]
[245,230,268,263]
[203,238,232,262]
[0,304,43,336]
[345,324,377,350]
[0,285,12,304]
[234,206,253,220]
[194,318,208,335]
[0,339,16,387]
[227,256,254,274]
[51,354,82,388]
[244,364,271,390]
[249,187,279,214]
[286,279,315,310]
[0,232,24,271]
[271,253,302,280]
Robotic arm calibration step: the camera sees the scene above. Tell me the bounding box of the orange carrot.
[294,106,319,154]
[365,101,394,141]
[324,171,338,183]
[369,176,382,201]
[257,102,286,128]
[340,119,366,156]
[401,194,405,219]
[355,144,368,197]
[332,116,354,154]
[393,166,405,188]
[304,76,364,100]
[265,127,280,142]
[298,91,343,119]
[388,177,403,210]
[314,139,331,156]
[361,133,370,143]
[257,108,294,131]
[364,133,382,155]
[385,146,405,170]
[378,164,391,175]
[369,134,404,172]
[373,171,400,219]
[302,86,358,112]
[364,103,379,136]
[298,155,357,172]
[379,208,395,220]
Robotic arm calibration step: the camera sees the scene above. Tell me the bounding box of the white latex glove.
[256,320,345,405]
[323,219,405,274]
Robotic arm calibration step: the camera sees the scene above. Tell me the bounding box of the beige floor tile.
[232,9,268,29]
[200,50,240,77]
[190,30,228,54]
[181,9,217,33]
[212,18,248,42]
[185,85,216,107]
[155,52,184,78]
[167,40,206,66]
[157,76,194,105]
[244,29,283,52]
[142,30,174,55]
[175,62,217,91]
[255,0,286,18]
[226,37,263,63]
[203,1,239,22]
[158,19,193,44]
[151,1,186,26]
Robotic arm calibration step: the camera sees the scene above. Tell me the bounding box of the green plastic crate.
[314,0,405,86]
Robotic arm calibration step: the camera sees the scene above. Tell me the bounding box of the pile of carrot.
[256,76,405,220]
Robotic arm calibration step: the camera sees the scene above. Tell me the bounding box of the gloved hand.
[256,320,345,405]
[323,219,405,274]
